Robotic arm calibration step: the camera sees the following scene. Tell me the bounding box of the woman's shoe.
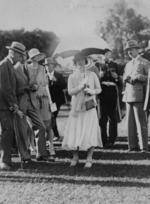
[84,160,92,168]
[70,158,79,167]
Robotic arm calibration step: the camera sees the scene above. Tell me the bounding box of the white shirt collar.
[7,56,14,65]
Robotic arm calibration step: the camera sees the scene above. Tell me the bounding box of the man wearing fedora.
[44,57,66,141]
[0,41,28,170]
[123,39,150,152]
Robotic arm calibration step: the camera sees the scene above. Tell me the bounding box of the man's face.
[127,48,138,58]
[13,52,24,64]
[47,62,55,73]
[105,51,112,61]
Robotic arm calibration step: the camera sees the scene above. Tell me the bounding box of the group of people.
[0,38,150,170]
[0,41,66,170]
[62,39,150,168]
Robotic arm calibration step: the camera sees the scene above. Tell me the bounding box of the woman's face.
[76,58,86,68]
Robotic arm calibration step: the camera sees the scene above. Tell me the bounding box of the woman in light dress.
[62,52,103,168]
[27,48,55,161]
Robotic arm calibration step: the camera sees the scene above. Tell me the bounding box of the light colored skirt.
[62,108,103,151]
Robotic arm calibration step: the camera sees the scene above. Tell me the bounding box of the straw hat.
[6,41,26,55]
[43,57,58,66]
[124,40,139,51]
[28,48,46,62]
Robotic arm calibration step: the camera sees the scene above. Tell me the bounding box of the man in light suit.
[123,40,150,152]
[14,57,48,161]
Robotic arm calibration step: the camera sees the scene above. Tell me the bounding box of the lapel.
[16,64,29,83]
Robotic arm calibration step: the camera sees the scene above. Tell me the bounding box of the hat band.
[11,46,25,53]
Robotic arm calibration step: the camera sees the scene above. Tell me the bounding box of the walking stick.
[13,114,24,169]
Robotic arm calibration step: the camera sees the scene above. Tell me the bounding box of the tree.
[0,29,59,60]
[96,0,150,58]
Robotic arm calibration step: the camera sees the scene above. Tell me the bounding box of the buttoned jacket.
[123,56,149,103]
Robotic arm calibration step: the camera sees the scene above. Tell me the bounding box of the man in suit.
[44,57,66,141]
[99,49,122,148]
[14,55,48,161]
[123,40,149,152]
[0,41,27,170]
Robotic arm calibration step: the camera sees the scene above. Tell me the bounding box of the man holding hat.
[123,39,150,152]
[0,41,27,169]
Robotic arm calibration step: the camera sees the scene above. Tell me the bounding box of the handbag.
[85,98,96,111]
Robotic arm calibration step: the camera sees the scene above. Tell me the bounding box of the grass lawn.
[0,108,150,204]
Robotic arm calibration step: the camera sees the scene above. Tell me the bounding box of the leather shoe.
[0,162,11,170]
[48,155,55,162]
[36,156,48,161]
[84,160,92,168]
[70,158,79,167]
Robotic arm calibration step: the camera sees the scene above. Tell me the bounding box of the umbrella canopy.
[54,48,108,59]
[81,48,108,56]
[54,34,109,54]
[54,50,79,58]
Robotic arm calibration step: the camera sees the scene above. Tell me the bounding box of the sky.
[0,0,150,50]
[1,0,150,37]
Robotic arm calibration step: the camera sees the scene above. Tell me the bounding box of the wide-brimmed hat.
[125,40,139,51]
[28,48,46,62]
[43,57,59,66]
[73,52,94,69]
[6,41,26,56]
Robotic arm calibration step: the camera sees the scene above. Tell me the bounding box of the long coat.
[48,71,66,108]
[0,57,18,110]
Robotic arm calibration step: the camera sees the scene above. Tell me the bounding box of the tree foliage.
[97,0,150,58]
[0,29,59,60]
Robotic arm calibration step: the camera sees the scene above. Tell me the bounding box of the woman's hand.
[78,78,88,90]
[84,88,95,95]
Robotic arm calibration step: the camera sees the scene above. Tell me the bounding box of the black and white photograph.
[0,0,150,203]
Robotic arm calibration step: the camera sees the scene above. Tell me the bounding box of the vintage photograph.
[0,0,150,203]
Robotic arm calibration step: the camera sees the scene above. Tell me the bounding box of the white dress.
[62,70,103,150]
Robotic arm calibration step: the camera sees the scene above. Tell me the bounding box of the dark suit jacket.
[48,71,66,108]
[0,57,18,110]
[14,63,37,113]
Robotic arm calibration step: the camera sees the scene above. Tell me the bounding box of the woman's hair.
[73,52,88,65]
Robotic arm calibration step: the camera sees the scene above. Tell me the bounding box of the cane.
[13,114,24,169]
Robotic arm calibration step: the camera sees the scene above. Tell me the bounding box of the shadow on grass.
[56,150,150,161]
[3,159,150,179]
[0,171,150,187]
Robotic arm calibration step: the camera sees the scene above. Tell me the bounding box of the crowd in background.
[0,39,150,170]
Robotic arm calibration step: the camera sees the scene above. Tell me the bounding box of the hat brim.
[125,46,139,51]
[6,46,26,56]
[30,53,46,62]
[84,57,94,69]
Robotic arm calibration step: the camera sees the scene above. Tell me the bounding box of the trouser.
[99,98,117,146]
[0,111,14,164]
[44,120,55,155]
[52,105,60,138]
[26,104,47,157]
[126,102,148,150]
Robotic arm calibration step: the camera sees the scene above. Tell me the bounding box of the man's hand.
[130,75,138,84]
[99,71,105,78]
[16,110,24,119]
[30,84,38,92]
[111,72,118,80]
[51,76,57,82]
